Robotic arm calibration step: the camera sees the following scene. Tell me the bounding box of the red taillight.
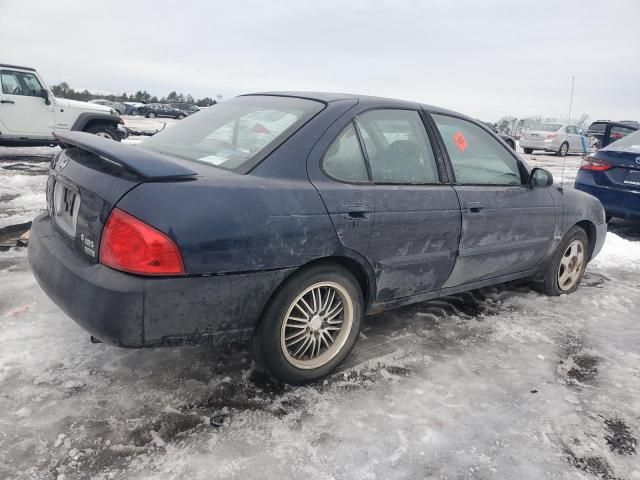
[546,133,557,139]
[100,208,185,276]
[580,157,612,171]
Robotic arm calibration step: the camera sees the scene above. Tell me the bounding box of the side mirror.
[529,167,553,188]
[39,89,51,105]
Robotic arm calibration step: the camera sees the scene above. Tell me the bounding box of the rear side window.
[536,123,562,132]
[1,70,42,97]
[608,125,636,144]
[323,123,369,182]
[356,110,439,184]
[432,114,522,186]
[140,96,324,172]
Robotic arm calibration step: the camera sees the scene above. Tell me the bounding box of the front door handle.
[0,100,15,104]
[465,201,484,213]
[346,205,370,219]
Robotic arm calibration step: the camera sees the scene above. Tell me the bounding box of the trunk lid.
[47,133,197,262]
[591,150,640,190]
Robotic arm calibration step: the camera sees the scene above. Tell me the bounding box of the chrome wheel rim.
[281,281,353,369]
[560,144,568,156]
[557,239,585,291]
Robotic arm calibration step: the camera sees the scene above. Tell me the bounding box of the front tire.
[146,112,156,119]
[534,226,589,296]
[557,142,569,157]
[84,124,119,141]
[253,263,364,384]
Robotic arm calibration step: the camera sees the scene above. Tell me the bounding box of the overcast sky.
[1,0,638,121]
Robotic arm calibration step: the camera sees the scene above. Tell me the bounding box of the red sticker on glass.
[452,131,468,151]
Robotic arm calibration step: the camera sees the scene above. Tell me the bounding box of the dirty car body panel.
[28,92,606,348]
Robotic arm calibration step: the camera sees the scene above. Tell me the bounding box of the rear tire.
[505,139,515,150]
[557,142,569,157]
[253,263,364,385]
[147,112,156,119]
[524,148,533,154]
[177,113,186,120]
[533,226,588,296]
[84,124,119,141]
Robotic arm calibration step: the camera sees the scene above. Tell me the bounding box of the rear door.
[429,113,556,287]
[309,105,461,302]
[0,69,53,137]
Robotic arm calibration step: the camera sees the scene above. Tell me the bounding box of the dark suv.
[586,120,638,150]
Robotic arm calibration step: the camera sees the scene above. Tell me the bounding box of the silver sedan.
[520,123,589,156]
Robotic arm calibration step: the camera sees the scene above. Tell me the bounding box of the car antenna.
[560,75,575,192]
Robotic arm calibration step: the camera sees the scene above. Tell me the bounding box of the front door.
[429,113,556,287]
[0,69,53,137]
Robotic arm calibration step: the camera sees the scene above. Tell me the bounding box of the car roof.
[247,91,466,117]
[0,63,36,72]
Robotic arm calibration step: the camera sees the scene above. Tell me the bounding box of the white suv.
[0,63,127,147]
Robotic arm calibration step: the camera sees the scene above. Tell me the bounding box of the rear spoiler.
[54,131,197,179]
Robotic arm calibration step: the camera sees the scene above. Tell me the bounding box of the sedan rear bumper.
[575,176,640,221]
[520,139,558,151]
[28,214,294,347]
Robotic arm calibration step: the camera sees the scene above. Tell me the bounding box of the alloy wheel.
[280,281,354,369]
[557,239,585,291]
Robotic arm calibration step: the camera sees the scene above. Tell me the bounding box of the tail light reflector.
[100,208,185,276]
[546,133,557,139]
[580,157,612,172]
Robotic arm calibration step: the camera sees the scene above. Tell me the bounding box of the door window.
[609,125,635,144]
[323,123,369,182]
[356,110,439,184]
[432,114,523,186]
[1,70,43,97]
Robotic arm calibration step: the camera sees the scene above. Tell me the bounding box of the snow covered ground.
[1,126,639,480]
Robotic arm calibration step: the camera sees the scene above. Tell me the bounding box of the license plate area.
[623,170,640,187]
[53,180,81,237]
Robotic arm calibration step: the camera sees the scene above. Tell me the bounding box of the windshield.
[602,129,640,153]
[140,96,324,172]
[534,123,562,132]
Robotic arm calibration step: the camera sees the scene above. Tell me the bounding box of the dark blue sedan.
[575,130,640,221]
[29,92,606,384]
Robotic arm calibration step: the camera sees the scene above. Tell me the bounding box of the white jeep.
[0,63,127,147]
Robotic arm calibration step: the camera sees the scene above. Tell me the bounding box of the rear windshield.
[602,129,640,153]
[535,123,562,132]
[139,96,324,172]
[588,122,607,132]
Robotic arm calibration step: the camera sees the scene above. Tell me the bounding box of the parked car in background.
[89,99,126,115]
[135,103,186,119]
[0,63,127,145]
[586,120,638,150]
[29,92,606,384]
[575,129,640,221]
[169,102,200,116]
[123,101,145,115]
[520,123,589,156]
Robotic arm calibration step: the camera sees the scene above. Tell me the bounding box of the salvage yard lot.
[1,119,639,479]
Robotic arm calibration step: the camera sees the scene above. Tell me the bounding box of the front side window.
[355,110,439,184]
[323,123,369,182]
[1,70,43,97]
[140,96,324,172]
[432,114,523,186]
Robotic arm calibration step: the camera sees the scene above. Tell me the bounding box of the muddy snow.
[1,123,639,479]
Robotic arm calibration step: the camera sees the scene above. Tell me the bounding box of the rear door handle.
[465,201,484,213]
[0,100,15,104]
[346,205,370,219]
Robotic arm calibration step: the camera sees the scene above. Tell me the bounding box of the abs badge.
[80,233,96,258]
[452,131,468,152]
